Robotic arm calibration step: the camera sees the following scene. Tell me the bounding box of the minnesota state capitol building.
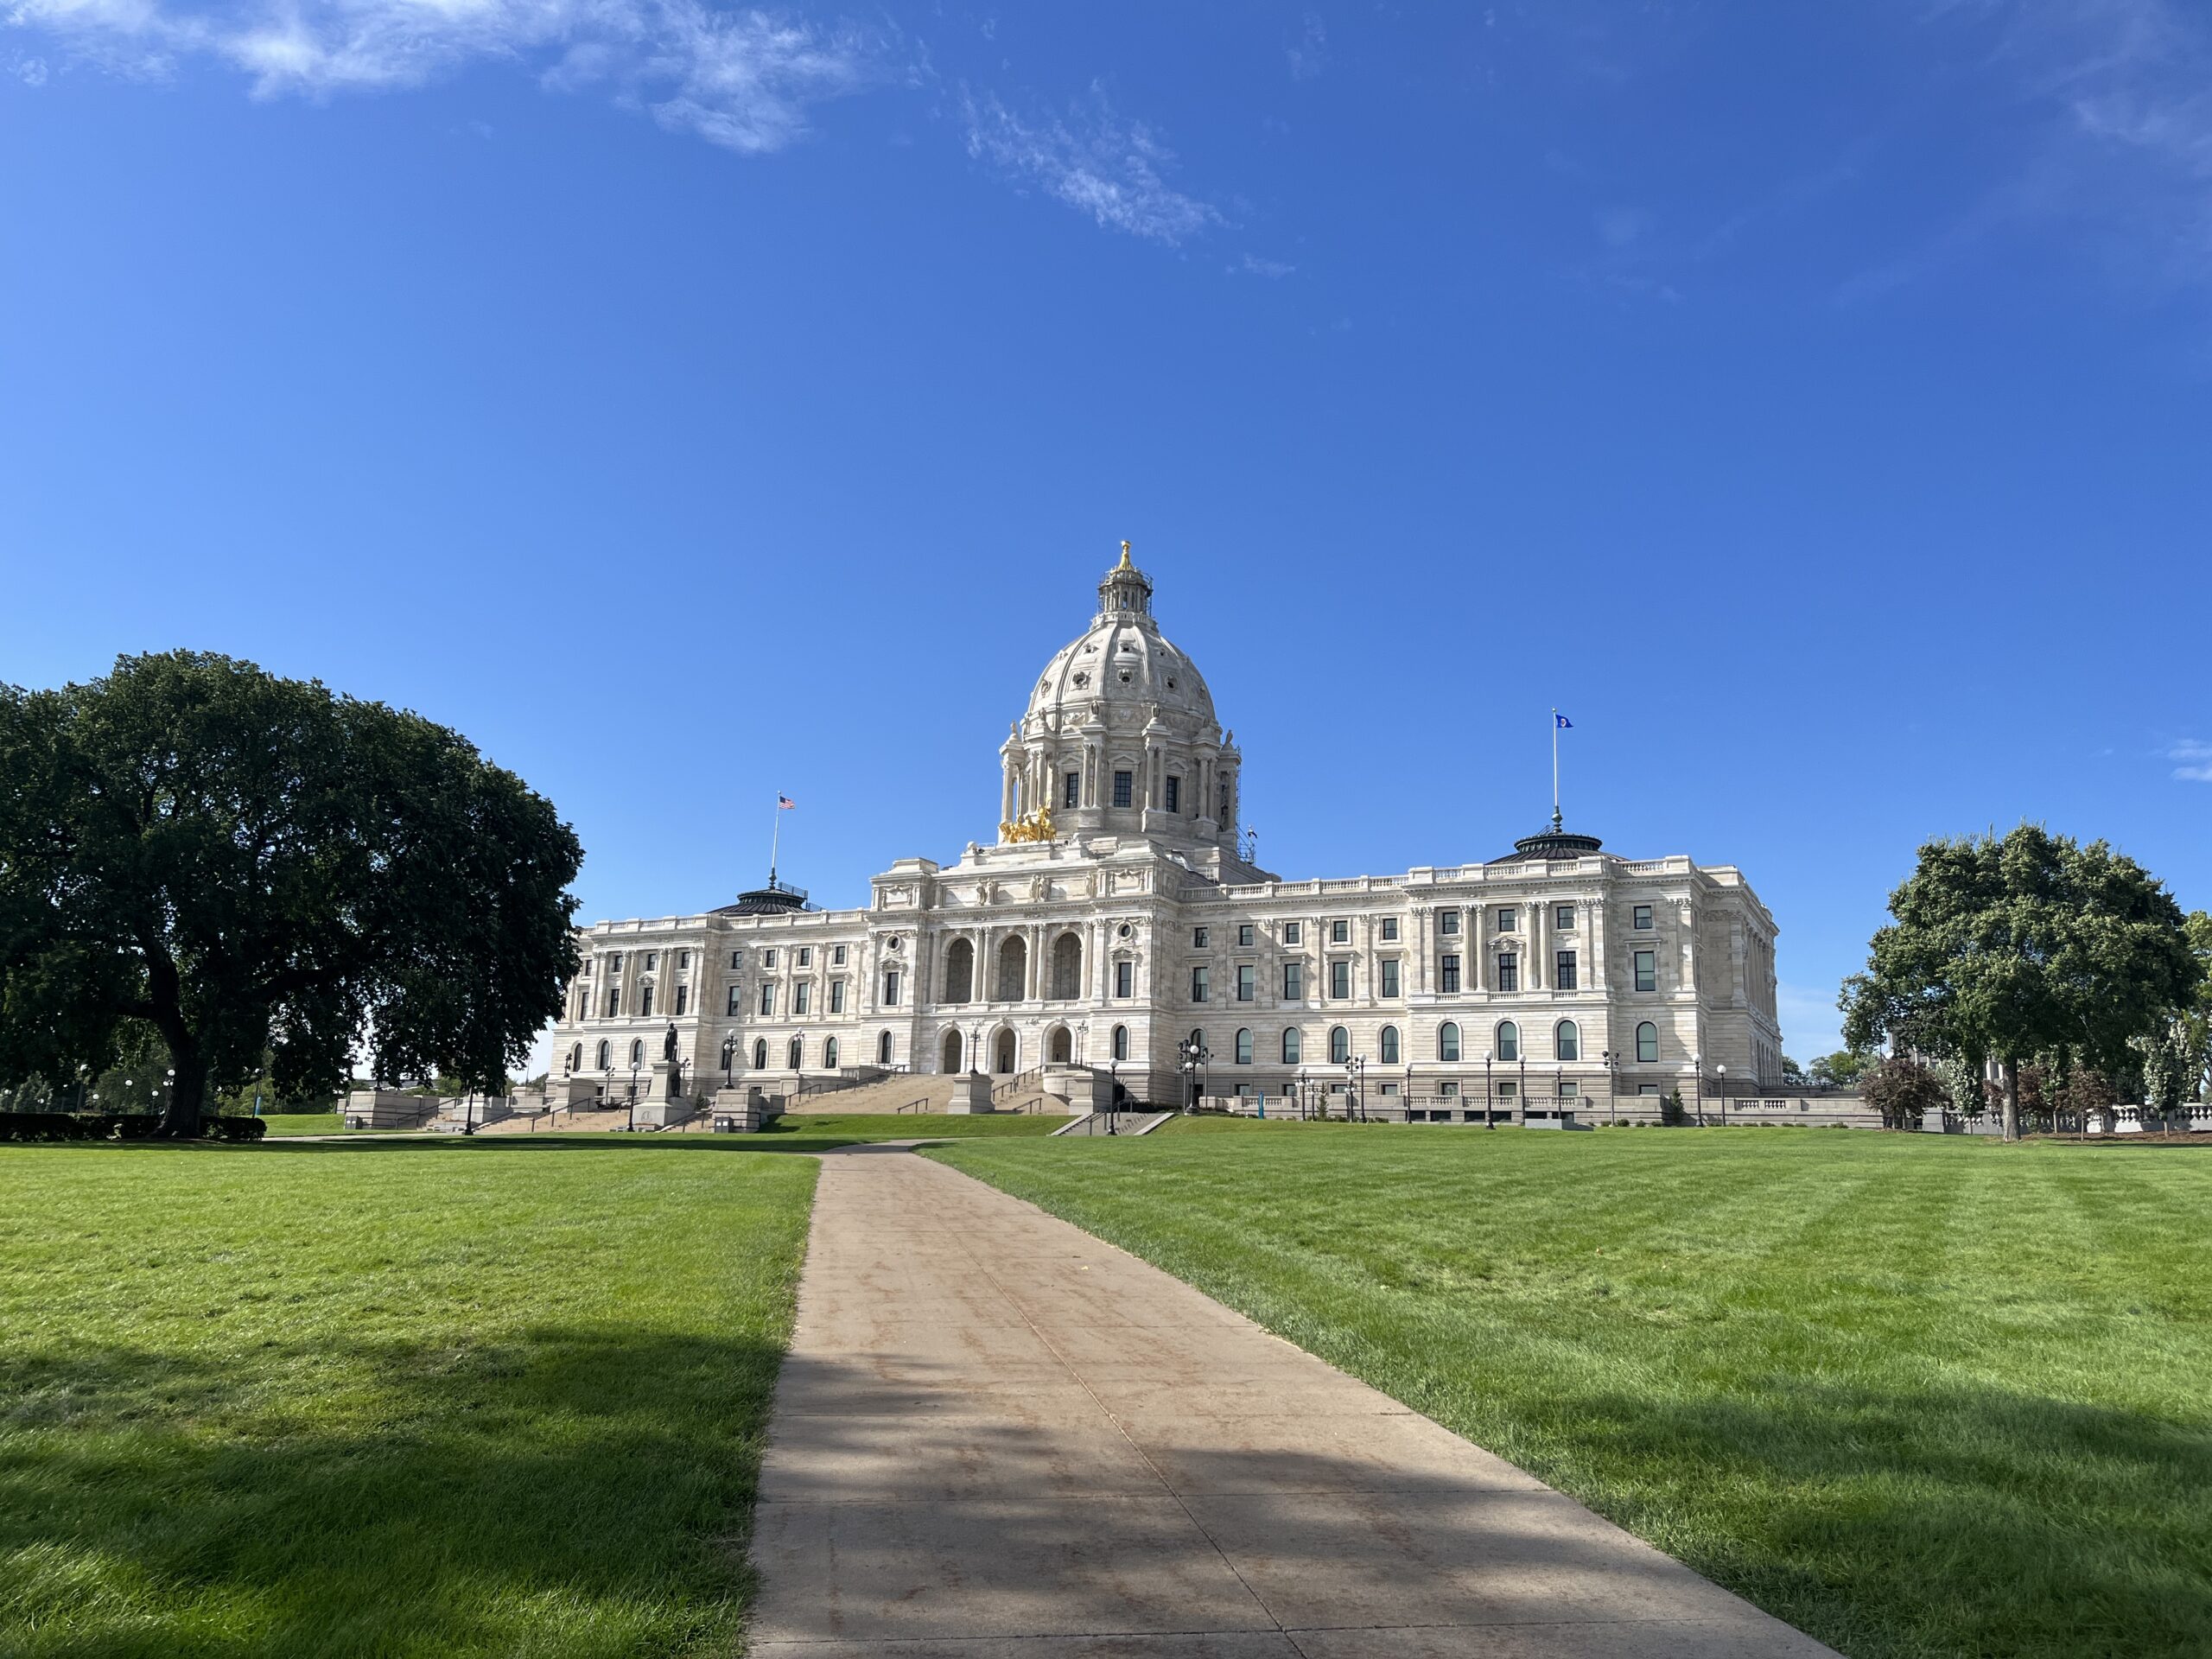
[551,545,1783,1119]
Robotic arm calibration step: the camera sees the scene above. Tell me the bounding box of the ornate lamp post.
[627,1046,643,1132]
[1106,1055,1119,1135]
[1345,1054,1366,1121]
[1717,1062,1728,1128]
[1483,1051,1494,1128]
[721,1033,738,1092]
[1693,1050,1705,1127]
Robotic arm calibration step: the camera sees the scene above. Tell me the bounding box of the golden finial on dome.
[1117,539,1134,569]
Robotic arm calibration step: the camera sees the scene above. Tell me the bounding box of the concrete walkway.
[747,1147,1839,1658]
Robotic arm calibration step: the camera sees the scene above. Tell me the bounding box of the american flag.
[778,794,797,810]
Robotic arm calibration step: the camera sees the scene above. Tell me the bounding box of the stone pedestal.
[710,1086,785,1132]
[341,1089,437,1129]
[946,1072,997,1116]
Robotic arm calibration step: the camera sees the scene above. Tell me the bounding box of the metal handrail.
[894,1096,931,1115]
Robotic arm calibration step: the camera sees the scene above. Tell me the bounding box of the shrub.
[204,1116,269,1142]
[1659,1088,1688,1128]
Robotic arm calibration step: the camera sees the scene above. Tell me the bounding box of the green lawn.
[0,1140,816,1657]
[755,1112,1058,1141]
[930,1122,2212,1659]
[257,1112,344,1135]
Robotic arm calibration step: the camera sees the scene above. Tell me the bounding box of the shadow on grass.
[0,1323,789,1657]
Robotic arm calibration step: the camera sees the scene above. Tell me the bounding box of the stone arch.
[786,1035,804,1070]
[943,938,974,1004]
[878,1030,895,1065]
[1050,931,1083,1000]
[1047,1024,1072,1064]
[751,1038,766,1070]
[993,1027,1018,1074]
[941,1028,964,1073]
[996,935,1027,1001]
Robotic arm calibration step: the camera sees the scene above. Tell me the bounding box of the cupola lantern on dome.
[1097,539,1154,619]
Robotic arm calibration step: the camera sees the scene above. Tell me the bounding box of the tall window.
[595,1039,610,1069]
[761,949,776,969]
[1496,953,1518,992]
[1282,1027,1302,1064]
[1381,960,1401,998]
[1064,772,1080,808]
[1632,904,1654,930]
[1116,960,1134,997]
[604,988,620,1018]
[793,982,811,1015]
[1496,909,1515,931]
[1236,963,1255,1001]
[878,1030,894,1065]
[1191,966,1210,1003]
[1497,1020,1520,1062]
[640,987,654,1018]
[1329,960,1351,999]
[608,951,624,973]
[1439,910,1460,936]
[1439,1022,1461,1064]
[727,985,742,1016]
[797,947,812,968]
[1192,926,1209,948]
[1283,962,1304,1000]
[730,950,743,969]
[829,981,846,1014]
[1636,1021,1658,1064]
[1554,950,1578,990]
[673,985,688,1016]
[1165,776,1181,813]
[823,1036,838,1069]
[758,984,775,1016]
[832,944,847,966]
[631,1038,645,1065]
[1439,954,1460,993]
[786,1037,803,1070]
[1112,770,1133,808]
[1112,1024,1129,1061]
[1555,1020,1580,1062]
[882,969,900,1006]
[1282,921,1302,945]
[1379,1026,1401,1064]
[644,953,657,971]
[1381,918,1400,942]
[1634,950,1657,992]
[1235,1028,1254,1065]
[752,1038,766,1069]
[1329,1027,1350,1064]
[568,1042,582,1071]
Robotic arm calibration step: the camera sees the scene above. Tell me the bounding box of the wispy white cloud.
[2170,739,2212,782]
[6,0,884,153]
[959,83,1221,245]
[1285,9,1325,81]
[1230,251,1294,277]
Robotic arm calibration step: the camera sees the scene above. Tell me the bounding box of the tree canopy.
[0,652,582,1133]
[1840,824,2200,1138]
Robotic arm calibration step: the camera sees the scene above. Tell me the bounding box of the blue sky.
[4,0,2209,1066]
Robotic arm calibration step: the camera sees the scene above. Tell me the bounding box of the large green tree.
[0,652,582,1135]
[1840,825,2200,1140]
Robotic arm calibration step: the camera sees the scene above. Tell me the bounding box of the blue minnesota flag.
[1554,713,1573,729]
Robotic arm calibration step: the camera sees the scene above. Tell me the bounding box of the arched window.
[1329,1026,1350,1065]
[1051,932,1083,1000]
[1555,1020,1580,1062]
[878,1030,895,1065]
[997,936,1028,1001]
[786,1036,804,1070]
[1637,1021,1658,1064]
[944,938,974,1004]
[1438,1022,1460,1064]
[1235,1028,1254,1065]
[1282,1027,1302,1065]
[941,1029,963,1073]
[1049,1027,1072,1064]
[1497,1020,1519,1063]
[629,1038,644,1065]
[595,1039,610,1070]
[1379,1026,1401,1065]
[1112,1024,1129,1061]
[823,1036,839,1069]
[568,1042,582,1072]
[752,1038,767,1070]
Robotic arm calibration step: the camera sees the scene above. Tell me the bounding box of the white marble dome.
[1020,545,1218,738]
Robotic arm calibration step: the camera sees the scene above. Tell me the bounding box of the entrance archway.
[941,1028,964,1073]
[1048,1026,1072,1065]
[994,1029,1017,1074]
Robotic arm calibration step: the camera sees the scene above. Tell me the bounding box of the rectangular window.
[1557,1076,1578,1098]
[1381,917,1400,942]
[1064,772,1080,809]
[1236,964,1255,1001]
[1555,950,1578,990]
[1554,905,1575,931]
[1634,950,1657,993]
[729,950,742,969]
[1191,966,1210,1003]
[797,947,812,968]
[639,987,654,1018]
[1329,960,1351,999]
[609,952,624,972]
[1282,921,1302,945]
[1116,961,1134,998]
[1192,926,1208,949]
[582,959,593,977]
[604,988,620,1018]
[1440,954,1460,993]
[727,985,742,1016]
[1497,1079,1517,1100]
[832,944,847,966]
[793,982,810,1015]
[673,984,688,1016]
[1283,962,1304,1000]
[829,981,846,1014]
[1633,904,1654,930]
[677,950,690,969]
[1638,1082,1660,1096]
[1237,924,1255,948]
[759,984,775,1016]
[1440,910,1459,936]
[762,949,777,969]
[644,952,657,971]
[1381,959,1401,997]
[882,970,900,1007]
[1112,770,1133,808]
[1497,954,1519,992]
[1331,919,1350,944]
[1165,776,1181,813]
[1440,1081,1459,1097]
[1496,909,1515,931]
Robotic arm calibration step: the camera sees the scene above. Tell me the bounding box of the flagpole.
[1551,709,1561,832]
[769,797,782,887]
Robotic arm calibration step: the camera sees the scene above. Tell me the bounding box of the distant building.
[552,545,1783,1111]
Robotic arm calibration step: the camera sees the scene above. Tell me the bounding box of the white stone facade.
[552,548,1783,1114]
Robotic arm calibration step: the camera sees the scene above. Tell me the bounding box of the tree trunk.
[160,1041,207,1139]
[2001,1055,2019,1142]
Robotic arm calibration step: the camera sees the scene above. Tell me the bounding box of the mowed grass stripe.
[0,1141,817,1657]
[929,1124,2212,1659]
